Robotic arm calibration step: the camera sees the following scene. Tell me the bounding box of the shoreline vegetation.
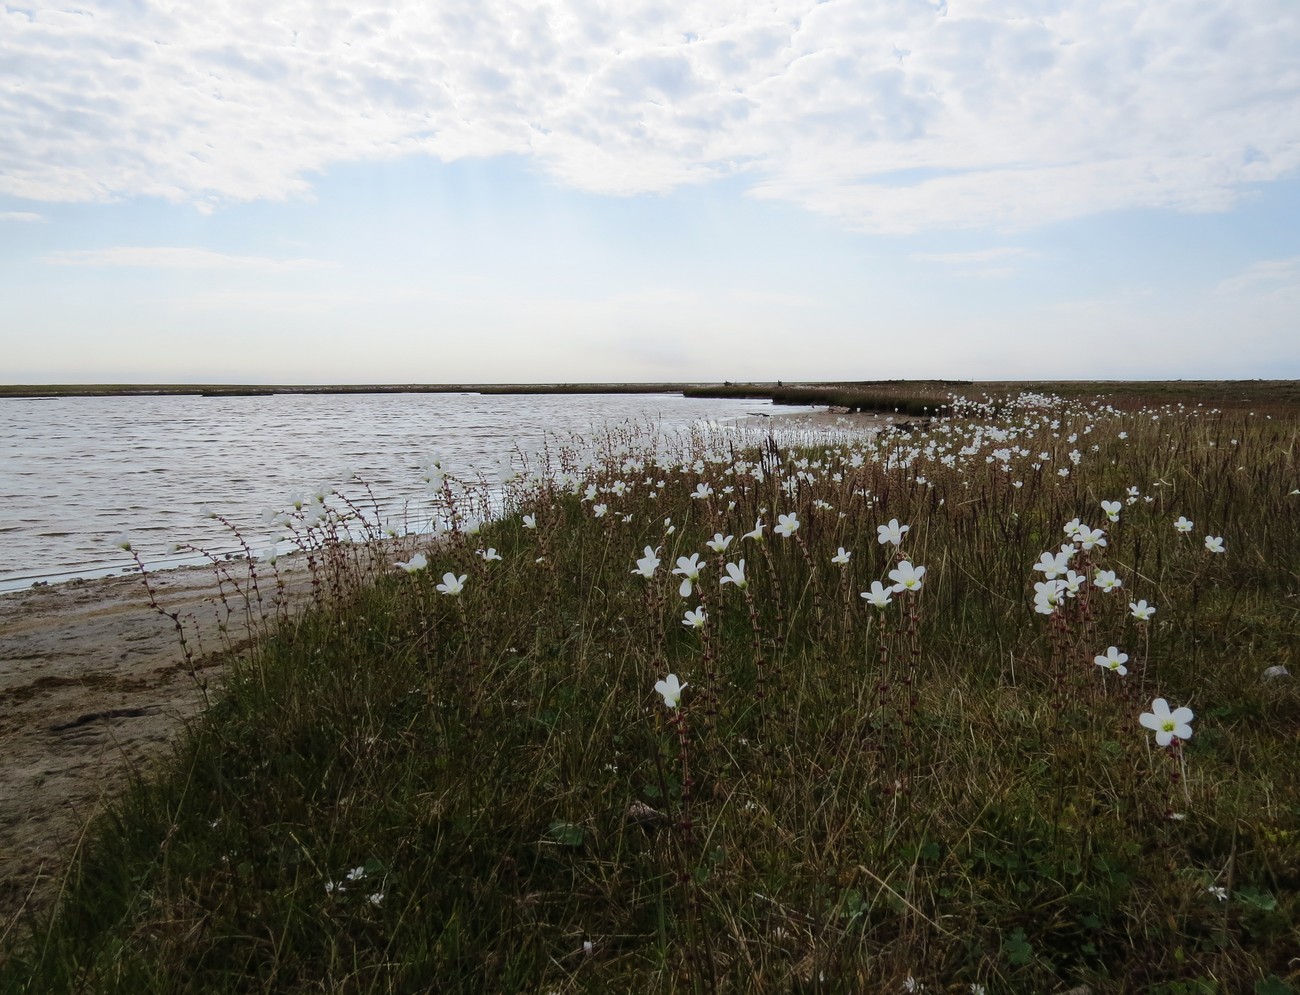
[2,386,1298,992]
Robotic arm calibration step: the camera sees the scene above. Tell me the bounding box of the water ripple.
[0,392,803,592]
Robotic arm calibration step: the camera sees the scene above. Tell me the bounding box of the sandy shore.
[0,559,315,931]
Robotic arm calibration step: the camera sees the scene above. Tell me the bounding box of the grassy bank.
[3,392,1299,993]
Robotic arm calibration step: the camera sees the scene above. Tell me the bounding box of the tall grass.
[3,394,1298,994]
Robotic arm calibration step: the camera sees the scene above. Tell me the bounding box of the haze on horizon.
[2,1,1298,385]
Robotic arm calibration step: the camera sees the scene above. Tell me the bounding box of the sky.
[2,0,1299,384]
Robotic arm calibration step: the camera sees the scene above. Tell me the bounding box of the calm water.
[0,392,807,592]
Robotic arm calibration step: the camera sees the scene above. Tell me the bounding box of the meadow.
[2,389,1298,993]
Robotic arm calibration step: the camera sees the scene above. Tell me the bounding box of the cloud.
[1215,256,1300,305]
[41,246,332,271]
[909,247,1032,264]
[0,211,45,222]
[2,1,1298,232]
[1216,256,1300,293]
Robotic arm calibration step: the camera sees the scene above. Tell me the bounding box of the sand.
[0,559,313,933]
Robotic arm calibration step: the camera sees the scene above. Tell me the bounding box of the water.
[0,392,813,592]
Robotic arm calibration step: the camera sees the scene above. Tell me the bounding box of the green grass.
[3,392,1299,993]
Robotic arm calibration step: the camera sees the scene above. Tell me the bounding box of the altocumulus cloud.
[2,0,1297,233]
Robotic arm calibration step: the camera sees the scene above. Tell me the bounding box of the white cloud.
[910,247,1032,264]
[41,247,332,271]
[0,211,45,222]
[1,1,1298,232]
[1215,256,1300,300]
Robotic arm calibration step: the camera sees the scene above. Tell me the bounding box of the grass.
[2,391,1299,993]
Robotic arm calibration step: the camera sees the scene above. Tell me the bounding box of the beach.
[0,560,313,925]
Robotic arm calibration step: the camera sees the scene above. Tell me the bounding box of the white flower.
[346,866,367,881]
[1076,526,1107,551]
[691,482,714,499]
[1174,516,1194,533]
[1032,551,1071,580]
[831,547,852,565]
[522,514,537,530]
[774,512,801,537]
[111,533,132,551]
[477,547,502,562]
[1033,580,1065,615]
[876,518,910,546]
[1062,518,1083,538]
[720,560,748,590]
[860,580,893,608]
[1204,535,1225,554]
[888,560,926,593]
[1129,599,1156,621]
[1094,646,1129,675]
[654,673,686,709]
[742,519,765,542]
[672,553,704,598]
[1093,569,1122,592]
[1139,697,1194,747]
[682,607,707,629]
[593,503,608,518]
[368,892,385,906]
[436,572,466,596]
[705,533,734,554]
[394,552,428,573]
[632,546,661,579]
[1101,499,1122,522]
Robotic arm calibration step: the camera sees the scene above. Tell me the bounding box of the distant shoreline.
[1,382,709,398]
[3,379,1297,410]
[0,380,967,399]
